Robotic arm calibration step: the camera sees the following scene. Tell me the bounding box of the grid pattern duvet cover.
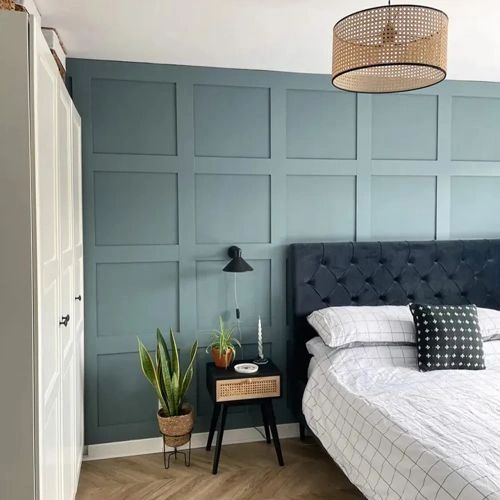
[303,344,500,500]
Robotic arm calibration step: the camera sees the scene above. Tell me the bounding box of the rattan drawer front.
[216,376,280,402]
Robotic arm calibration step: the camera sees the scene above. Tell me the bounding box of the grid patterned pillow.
[409,303,485,372]
[307,305,415,348]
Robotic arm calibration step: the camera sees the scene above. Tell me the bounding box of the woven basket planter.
[157,404,193,448]
[0,0,15,10]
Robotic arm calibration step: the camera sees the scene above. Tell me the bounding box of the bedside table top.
[207,359,281,381]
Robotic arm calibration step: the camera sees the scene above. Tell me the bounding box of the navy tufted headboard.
[287,239,500,425]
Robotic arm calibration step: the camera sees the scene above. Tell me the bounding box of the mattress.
[303,343,500,500]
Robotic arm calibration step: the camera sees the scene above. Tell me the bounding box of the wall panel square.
[450,176,500,237]
[286,90,356,159]
[452,97,500,161]
[91,79,177,155]
[372,94,438,160]
[371,176,436,240]
[96,262,179,337]
[97,352,157,426]
[94,172,178,246]
[196,259,271,330]
[195,174,270,243]
[194,85,270,158]
[286,175,356,241]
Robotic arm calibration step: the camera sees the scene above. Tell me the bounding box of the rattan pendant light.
[332,2,448,93]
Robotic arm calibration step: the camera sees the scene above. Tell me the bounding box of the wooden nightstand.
[205,359,284,474]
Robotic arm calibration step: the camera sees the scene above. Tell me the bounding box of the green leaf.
[158,341,175,415]
[170,328,180,380]
[171,370,180,416]
[157,329,171,376]
[180,339,198,398]
[138,339,168,412]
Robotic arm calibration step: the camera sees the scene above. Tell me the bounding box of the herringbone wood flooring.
[77,438,363,500]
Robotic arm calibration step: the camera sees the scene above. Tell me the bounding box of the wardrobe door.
[32,22,62,500]
[71,107,84,481]
[57,80,77,500]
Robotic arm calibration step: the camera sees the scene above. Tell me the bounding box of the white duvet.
[303,343,500,500]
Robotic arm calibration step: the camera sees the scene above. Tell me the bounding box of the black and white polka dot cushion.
[409,303,485,372]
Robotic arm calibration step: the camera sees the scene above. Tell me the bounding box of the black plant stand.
[161,432,192,469]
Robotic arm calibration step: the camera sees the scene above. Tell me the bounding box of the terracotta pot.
[211,347,234,369]
[157,404,194,448]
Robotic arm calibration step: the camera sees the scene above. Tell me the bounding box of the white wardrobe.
[0,11,84,500]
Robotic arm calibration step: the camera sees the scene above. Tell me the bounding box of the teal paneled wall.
[67,59,500,444]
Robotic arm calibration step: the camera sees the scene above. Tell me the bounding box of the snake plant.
[138,329,198,417]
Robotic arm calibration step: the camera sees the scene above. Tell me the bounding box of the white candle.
[257,316,263,359]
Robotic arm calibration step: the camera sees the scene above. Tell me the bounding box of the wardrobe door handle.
[75,295,82,301]
[59,314,70,327]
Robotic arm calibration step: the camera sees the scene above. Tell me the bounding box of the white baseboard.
[84,423,299,461]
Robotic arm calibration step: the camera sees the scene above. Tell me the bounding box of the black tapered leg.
[299,422,306,441]
[212,404,228,474]
[206,403,221,451]
[260,403,271,444]
[264,400,284,466]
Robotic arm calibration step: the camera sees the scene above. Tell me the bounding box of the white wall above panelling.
[35,0,500,81]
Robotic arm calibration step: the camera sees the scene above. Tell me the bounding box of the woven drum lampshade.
[332,4,448,93]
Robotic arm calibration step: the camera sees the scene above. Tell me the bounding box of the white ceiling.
[36,0,500,81]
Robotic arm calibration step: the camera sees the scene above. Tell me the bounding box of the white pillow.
[305,336,333,359]
[329,343,418,371]
[483,340,500,368]
[307,305,500,349]
[307,305,415,348]
[478,307,500,341]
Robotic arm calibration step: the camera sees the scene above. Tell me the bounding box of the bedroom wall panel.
[195,173,271,243]
[193,84,270,158]
[195,259,272,330]
[91,79,177,155]
[97,352,158,428]
[68,57,500,445]
[286,90,356,159]
[286,175,356,241]
[371,94,438,160]
[451,96,500,161]
[371,176,437,240]
[96,261,179,337]
[94,171,178,246]
[450,176,500,238]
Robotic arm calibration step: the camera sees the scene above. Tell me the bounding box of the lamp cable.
[234,273,242,356]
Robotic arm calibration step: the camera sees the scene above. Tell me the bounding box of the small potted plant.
[138,328,198,447]
[207,317,241,369]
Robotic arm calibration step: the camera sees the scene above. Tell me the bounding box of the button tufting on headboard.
[287,239,500,425]
[288,239,500,339]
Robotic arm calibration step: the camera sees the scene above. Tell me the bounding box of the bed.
[287,240,500,500]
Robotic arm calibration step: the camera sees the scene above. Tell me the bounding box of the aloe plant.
[206,316,241,356]
[138,328,198,417]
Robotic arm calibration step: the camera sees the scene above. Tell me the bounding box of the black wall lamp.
[222,246,253,332]
[223,246,253,273]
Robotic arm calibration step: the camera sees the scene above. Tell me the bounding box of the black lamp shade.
[223,246,253,273]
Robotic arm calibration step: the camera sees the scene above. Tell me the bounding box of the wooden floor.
[77,438,363,500]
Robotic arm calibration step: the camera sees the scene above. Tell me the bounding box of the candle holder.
[253,316,269,365]
[253,356,269,365]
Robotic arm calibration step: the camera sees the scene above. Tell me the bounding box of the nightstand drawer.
[216,375,280,402]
